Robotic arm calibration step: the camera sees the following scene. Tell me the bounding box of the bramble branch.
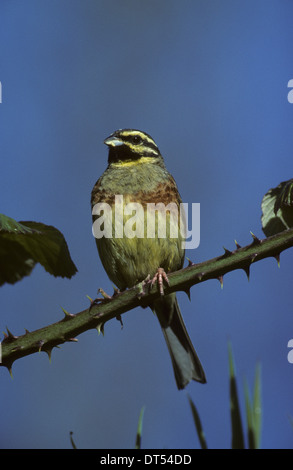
[1,228,293,373]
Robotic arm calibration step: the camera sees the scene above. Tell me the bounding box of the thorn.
[186,257,195,267]
[250,231,261,245]
[24,329,30,334]
[183,287,191,300]
[67,337,78,342]
[61,306,75,320]
[89,289,113,311]
[218,275,224,289]
[98,288,112,299]
[222,247,232,257]
[243,266,250,281]
[2,328,18,344]
[234,240,241,249]
[116,315,123,329]
[86,295,93,302]
[6,328,17,339]
[274,253,280,268]
[7,363,13,378]
[96,323,105,336]
[61,306,70,315]
[45,348,53,363]
[197,273,204,282]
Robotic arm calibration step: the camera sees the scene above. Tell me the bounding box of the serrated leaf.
[261,179,293,236]
[0,214,77,286]
[0,214,41,234]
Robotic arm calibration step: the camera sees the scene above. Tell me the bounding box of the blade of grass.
[252,363,262,449]
[244,378,256,449]
[69,431,77,449]
[244,363,262,449]
[187,394,208,449]
[135,406,145,449]
[228,342,245,449]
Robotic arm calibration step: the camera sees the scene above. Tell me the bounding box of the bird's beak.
[104,135,124,147]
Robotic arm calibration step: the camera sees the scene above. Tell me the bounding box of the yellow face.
[104,129,162,165]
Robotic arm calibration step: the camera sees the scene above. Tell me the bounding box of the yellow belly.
[95,205,185,290]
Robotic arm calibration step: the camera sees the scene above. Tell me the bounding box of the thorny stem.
[1,228,293,373]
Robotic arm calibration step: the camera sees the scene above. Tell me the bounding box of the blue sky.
[1,0,293,449]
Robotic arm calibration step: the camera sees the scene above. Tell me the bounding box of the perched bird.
[91,129,206,389]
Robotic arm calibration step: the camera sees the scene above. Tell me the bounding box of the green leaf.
[244,379,255,449]
[244,364,261,449]
[261,179,293,236]
[0,214,41,234]
[135,406,145,449]
[187,394,208,449]
[0,214,77,286]
[0,237,36,285]
[228,343,245,449]
[252,364,262,449]
[69,431,77,449]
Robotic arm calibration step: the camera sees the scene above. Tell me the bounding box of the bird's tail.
[154,293,206,389]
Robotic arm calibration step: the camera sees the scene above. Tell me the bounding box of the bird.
[91,129,206,389]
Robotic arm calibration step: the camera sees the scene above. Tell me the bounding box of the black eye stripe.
[143,141,159,152]
[123,135,142,144]
[123,135,158,152]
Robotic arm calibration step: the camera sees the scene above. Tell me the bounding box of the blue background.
[1,0,293,449]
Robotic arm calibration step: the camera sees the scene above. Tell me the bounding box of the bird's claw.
[150,267,170,296]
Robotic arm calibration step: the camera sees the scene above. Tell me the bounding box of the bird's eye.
[132,135,142,144]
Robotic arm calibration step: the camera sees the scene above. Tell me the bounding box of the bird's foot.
[150,267,170,296]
